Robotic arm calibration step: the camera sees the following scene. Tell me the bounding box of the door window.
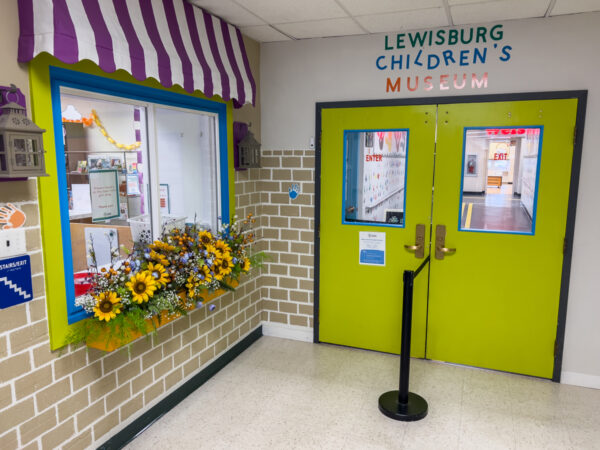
[459,127,542,234]
[343,130,408,226]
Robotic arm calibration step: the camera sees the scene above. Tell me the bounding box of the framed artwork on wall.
[466,154,478,176]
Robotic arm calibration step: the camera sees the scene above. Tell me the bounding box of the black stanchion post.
[378,259,429,422]
[398,270,413,405]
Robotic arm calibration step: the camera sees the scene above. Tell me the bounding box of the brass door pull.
[405,224,425,258]
[435,224,456,260]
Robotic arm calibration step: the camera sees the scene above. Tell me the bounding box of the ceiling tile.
[276,18,365,39]
[355,8,449,33]
[451,0,551,25]
[336,0,443,16]
[240,25,292,42]
[235,0,347,24]
[188,0,265,27]
[550,0,600,15]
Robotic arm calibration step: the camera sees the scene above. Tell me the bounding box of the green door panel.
[319,105,436,357]
[427,99,578,378]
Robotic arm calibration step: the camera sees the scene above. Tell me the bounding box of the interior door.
[319,105,436,356]
[427,99,578,378]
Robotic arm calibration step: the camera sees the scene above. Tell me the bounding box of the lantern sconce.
[234,122,261,170]
[0,85,48,179]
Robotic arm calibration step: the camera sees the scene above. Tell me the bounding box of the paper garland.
[92,110,141,151]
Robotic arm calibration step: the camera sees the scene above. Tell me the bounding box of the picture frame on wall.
[159,184,170,214]
[364,132,373,148]
[466,154,478,176]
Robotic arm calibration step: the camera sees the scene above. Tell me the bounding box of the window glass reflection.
[460,127,541,234]
[343,130,408,226]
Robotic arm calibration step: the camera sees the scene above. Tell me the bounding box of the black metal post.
[378,257,429,421]
[398,270,413,404]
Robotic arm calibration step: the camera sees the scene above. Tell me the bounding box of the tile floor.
[126,337,600,449]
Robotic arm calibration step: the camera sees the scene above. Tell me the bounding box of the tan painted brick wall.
[259,150,315,329]
[0,170,264,449]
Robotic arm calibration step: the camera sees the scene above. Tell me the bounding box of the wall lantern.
[237,125,261,169]
[0,101,48,178]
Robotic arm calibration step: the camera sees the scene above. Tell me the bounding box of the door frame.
[314,90,588,382]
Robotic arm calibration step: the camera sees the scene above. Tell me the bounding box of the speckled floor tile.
[125,336,600,450]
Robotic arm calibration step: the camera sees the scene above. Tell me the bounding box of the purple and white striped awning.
[17,0,256,107]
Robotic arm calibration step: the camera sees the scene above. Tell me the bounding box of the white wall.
[463,135,487,193]
[261,12,600,387]
[156,109,217,229]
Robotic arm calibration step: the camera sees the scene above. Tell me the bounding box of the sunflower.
[218,253,234,276]
[214,240,232,256]
[149,250,170,266]
[126,271,158,303]
[186,275,201,298]
[199,265,212,283]
[150,241,176,252]
[204,244,219,259]
[241,258,251,272]
[212,264,224,281]
[198,231,213,247]
[147,262,170,288]
[93,292,122,322]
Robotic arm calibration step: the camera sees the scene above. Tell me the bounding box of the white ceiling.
[188,0,600,42]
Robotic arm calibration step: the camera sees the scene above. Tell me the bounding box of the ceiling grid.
[187,0,600,42]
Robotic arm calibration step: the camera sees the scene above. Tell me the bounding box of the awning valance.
[17,0,256,107]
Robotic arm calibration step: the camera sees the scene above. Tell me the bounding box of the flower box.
[86,280,238,352]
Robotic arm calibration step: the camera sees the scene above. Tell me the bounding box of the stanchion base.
[378,391,428,422]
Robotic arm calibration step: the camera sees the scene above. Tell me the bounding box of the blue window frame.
[457,126,543,236]
[49,67,230,324]
[342,129,409,228]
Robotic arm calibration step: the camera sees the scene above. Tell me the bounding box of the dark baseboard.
[98,325,263,450]
[513,192,521,198]
[462,191,485,196]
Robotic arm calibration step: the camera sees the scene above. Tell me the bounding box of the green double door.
[319,98,578,379]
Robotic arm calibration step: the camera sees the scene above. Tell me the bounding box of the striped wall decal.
[17,0,255,107]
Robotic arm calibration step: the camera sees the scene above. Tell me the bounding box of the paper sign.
[0,255,33,309]
[89,170,120,222]
[359,231,386,266]
[127,174,141,195]
[159,184,170,214]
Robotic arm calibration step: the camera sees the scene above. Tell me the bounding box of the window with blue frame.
[458,127,542,235]
[342,129,409,227]
[51,69,229,324]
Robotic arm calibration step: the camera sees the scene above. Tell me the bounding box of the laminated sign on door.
[359,231,386,266]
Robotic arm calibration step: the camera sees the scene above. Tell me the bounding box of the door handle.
[435,224,456,260]
[404,224,425,258]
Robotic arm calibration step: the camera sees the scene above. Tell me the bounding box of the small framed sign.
[89,169,120,222]
[0,255,33,309]
[359,231,386,266]
[159,184,170,214]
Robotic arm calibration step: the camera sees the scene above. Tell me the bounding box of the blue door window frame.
[49,67,230,324]
[457,125,543,236]
[341,128,409,228]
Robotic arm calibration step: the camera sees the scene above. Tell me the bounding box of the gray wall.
[260,12,600,387]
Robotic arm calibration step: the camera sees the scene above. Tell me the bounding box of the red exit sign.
[493,153,508,160]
